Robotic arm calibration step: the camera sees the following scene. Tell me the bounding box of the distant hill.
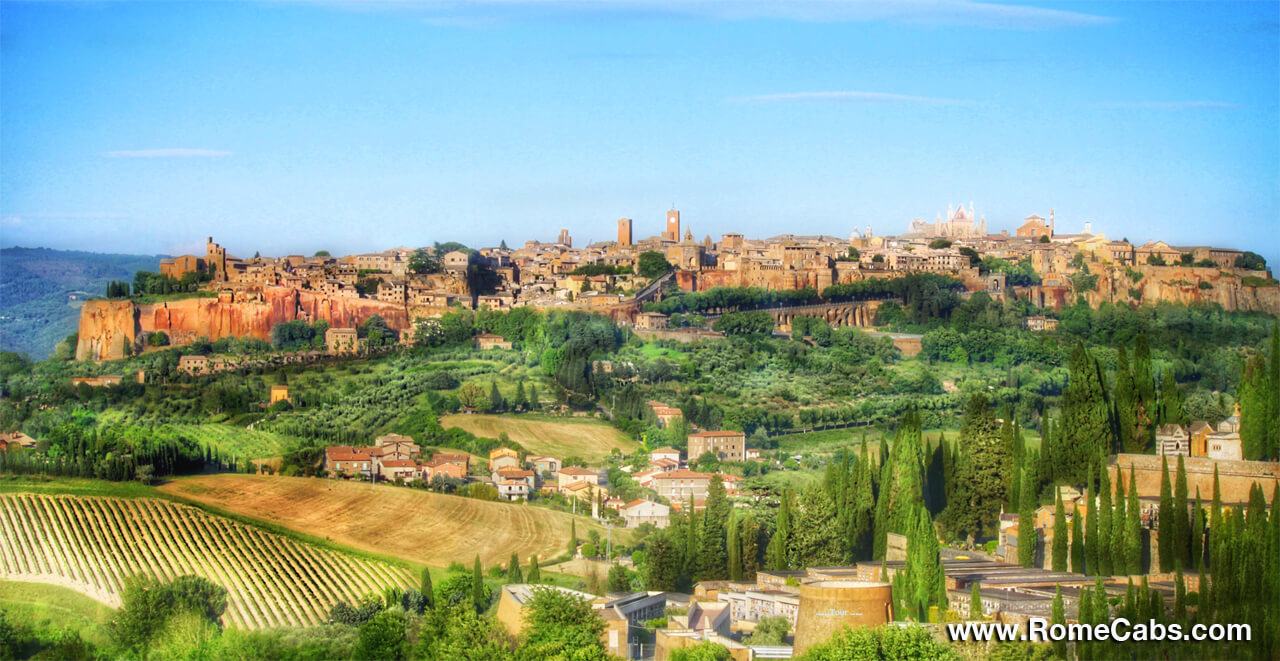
[0,247,162,359]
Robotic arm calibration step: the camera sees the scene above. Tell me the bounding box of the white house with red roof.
[620,499,670,528]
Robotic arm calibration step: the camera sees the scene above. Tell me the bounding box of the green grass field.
[0,580,116,646]
[158,423,296,458]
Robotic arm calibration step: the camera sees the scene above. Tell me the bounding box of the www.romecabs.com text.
[947,618,1251,643]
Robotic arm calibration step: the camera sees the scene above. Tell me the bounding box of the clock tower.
[665,209,680,242]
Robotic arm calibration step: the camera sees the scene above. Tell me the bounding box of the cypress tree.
[1071,506,1085,574]
[999,408,1017,505]
[506,552,522,583]
[471,555,486,613]
[1269,322,1280,460]
[1112,467,1128,575]
[1174,567,1187,623]
[727,512,742,581]
[1098,461,1113,576]
[1085,479,1098,575]
[1127,466,1142,574]
[1061,343,1114,483]
[767,489,794,570]
[1190,490,1204,571]
[697,476,729,580]
[1173,454,1190,570]
[1115,344,1140,452]
[568,520,578,557]
[1017,464,1037,568]
[420,567,435,610]
[1239,354,1270,460]
[1078,586,1094,660]
[741,514,759,580]
[1159,370,1183,425]
[969,582,983,620]
[1052,490,1068,572]
[526,556,541,583]
[1158,455,1173,572]
[1051,584,1066,659]
[1134,334,1155,428]
[945,394,1005,544]
[1038,416,1056,487]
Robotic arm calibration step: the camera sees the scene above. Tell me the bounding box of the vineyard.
[0,493,414,629]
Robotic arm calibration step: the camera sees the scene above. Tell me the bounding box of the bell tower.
[665,209,681,242]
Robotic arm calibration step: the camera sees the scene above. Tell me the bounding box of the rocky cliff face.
[76,287,411,361]
[1088,265,1280,314]
[75,300,139,361]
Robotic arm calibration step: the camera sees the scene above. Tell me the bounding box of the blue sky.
[1,1,1276,264]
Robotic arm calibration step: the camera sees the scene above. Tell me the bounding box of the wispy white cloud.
[103,149,233,158]
[728,90,972,105]
[279,0,1114,30]
[1088,101,1239,110]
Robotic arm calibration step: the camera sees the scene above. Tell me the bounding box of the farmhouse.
[497,480,532,501]
[326,327,359,355]
[325,446,374,477]
[378,459,420,482]
[557,466,600,492]
[269,385,291,405]
[375,433,421,459]
[651,469,713,502]
[178,355,210,375]
[490,447,520,471]
[423,458,466,481]
[432,452,470,473]
[475,333,513,350]
[620,499,670,529]
[687,431,746,462]
[526,455,562,475]
[649,447,681,465]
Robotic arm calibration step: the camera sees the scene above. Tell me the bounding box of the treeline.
[0,421,243,480]
[644,286,821,315]
[104,267,215,298]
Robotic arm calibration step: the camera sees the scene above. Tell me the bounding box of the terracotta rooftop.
[688,430,745,438]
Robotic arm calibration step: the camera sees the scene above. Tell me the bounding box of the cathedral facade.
[907,202,987,238]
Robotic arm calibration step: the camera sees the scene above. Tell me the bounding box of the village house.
[375,433,421,460]
[325,327,359,355]
[325,446,374,477]
[526,455,562,475]
[423,458,466,482]
[562,479,608,502]
[497,480,531,501]
[558,466,600,492]
[0,431,37,451]
[651,469,713,502]
[378,459,420,482]
[649,446,681,465]
[475,333,513,350]
[687,431,746,463]
[1024,316,1060,332]
[489,447,520,471]
[178,355,210,375]
[269,385,290,405]
[620,499,671,529]
[431,452,470,473]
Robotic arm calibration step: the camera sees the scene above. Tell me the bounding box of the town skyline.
[2,1,1276,261]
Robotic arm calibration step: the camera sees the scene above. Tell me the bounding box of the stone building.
[687,430,746,462]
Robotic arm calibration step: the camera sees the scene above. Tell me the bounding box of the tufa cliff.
[76,287,411,361]
[1087,264,1280,314]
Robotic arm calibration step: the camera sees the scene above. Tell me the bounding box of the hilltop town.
[74,204,1276,361]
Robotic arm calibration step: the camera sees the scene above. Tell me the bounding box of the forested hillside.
[0,248,160,359]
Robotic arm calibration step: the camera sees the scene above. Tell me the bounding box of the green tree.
[766,489,794,570]
[1070,499,1084,573]
[506,553,523,583]
[489,381,505,413]
[746,616,790,645]
[568,521,578,557]
[1158,370,1184,425]
[516,586,610,661]
[526,556,541,584]
[727,512,742,581]
[1051,491,1068,571]
[637,251,672,279]
[1158,455,1173,572]
[409,247,442,274]
[793,483,843,568]
[1172,454,1190,571]
[355,609,407,661]
[471,556,487,613]
[1098,462,1113,576]
[697,476,730,580]
[969,582,984,620]
[1085,479,1098,575]
[420,568,435,610]
[740,514,759,580]
[607,565,631,592]
[1060,342,1113,484]
[670,642,732,661]
[1126,466,1142,574]
[944,394,1005,543]
[1017,464,1037,568]
[1238,353,1271,460]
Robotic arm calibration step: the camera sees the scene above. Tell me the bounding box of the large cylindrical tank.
[793,580,894,655]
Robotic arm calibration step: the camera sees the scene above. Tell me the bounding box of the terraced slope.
[0,493,413,629]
